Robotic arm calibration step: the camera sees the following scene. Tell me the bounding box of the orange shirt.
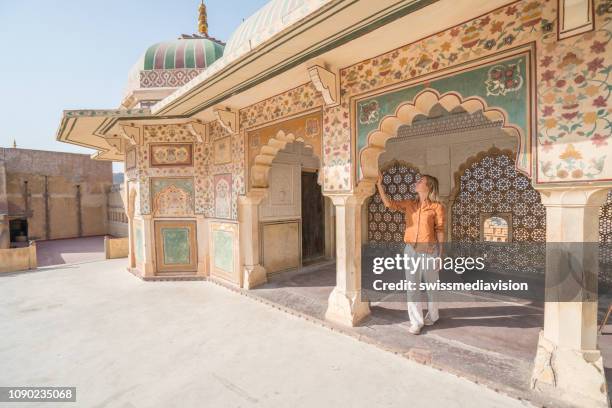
[388,199,446,251]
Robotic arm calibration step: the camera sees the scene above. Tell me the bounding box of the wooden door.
[301,171,325,261]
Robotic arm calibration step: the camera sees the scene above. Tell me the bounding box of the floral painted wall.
[203,121,245,220]
[124,122,245,220]
[126,124,200,215]
[537,5,611,181]
[325,0,612,191]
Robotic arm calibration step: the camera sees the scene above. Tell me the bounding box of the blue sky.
[0,0,268,170]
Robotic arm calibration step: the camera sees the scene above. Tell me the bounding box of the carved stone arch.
[250,130,319,188]
[359,89,527,182]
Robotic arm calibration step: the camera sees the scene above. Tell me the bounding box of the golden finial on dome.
[198,1,208,36]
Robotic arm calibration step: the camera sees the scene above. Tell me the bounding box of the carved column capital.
[534,186,609,209]
[239,188,268,207]
[324,180,375,208]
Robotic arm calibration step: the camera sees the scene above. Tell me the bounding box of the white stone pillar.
[124,185,136,269]
[324,181,374,326]
[531,187,610,408]
[238,189,267,289]
[324,197,336,259]
[142,214,155,278]
[196,214,208,277]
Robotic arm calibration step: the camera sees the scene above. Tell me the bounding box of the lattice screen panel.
[451,152,546,243]
[600,191,612,284]
[368,161,420,244]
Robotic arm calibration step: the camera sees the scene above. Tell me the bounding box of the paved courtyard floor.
[0,259,533,408]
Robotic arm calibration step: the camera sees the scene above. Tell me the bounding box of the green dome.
[142,36,224,71]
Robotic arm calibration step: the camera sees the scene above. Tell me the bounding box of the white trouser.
[404,244,440,328]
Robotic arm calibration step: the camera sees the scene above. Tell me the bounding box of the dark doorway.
[9,218,28,243]
[301,171,325,263]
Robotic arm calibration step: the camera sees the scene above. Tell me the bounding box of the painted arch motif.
[248,111,323,189]
[250,130,315,188]
[154,185,194,217]
[359,89,527,182]
[151,178,195,217]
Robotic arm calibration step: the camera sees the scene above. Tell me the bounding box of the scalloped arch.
[250,130,317,188]
[359,89,529,181]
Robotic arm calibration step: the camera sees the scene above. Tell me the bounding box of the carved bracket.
[186,121,207,143]
[119,124,143,146]
[308,62,339,106]
[214,107,237,134]
[105,137,125,155]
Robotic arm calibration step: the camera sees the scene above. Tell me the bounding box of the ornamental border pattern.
[320,0,612,190]
[239,82,325,130]
[140,68,205,89]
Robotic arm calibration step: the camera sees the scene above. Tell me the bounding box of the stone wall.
[0,148,112,241]
[104,236,129,259]
[0,241,37,273]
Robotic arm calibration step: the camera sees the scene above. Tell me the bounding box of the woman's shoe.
[424,316,438,326]
[408,325,422,335]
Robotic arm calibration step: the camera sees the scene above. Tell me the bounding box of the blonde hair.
[420,174,441,203]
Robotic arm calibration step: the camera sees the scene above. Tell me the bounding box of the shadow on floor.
[252,260,612,406]
[36,236,106,267]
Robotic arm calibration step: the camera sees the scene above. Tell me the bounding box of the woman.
[376,172,445,334]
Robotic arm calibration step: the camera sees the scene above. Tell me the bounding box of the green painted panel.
[151,178,194,196]
[356,55,529,159]
[213,230,234,273]
[162,228,191,265]
[135,224,144,263]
